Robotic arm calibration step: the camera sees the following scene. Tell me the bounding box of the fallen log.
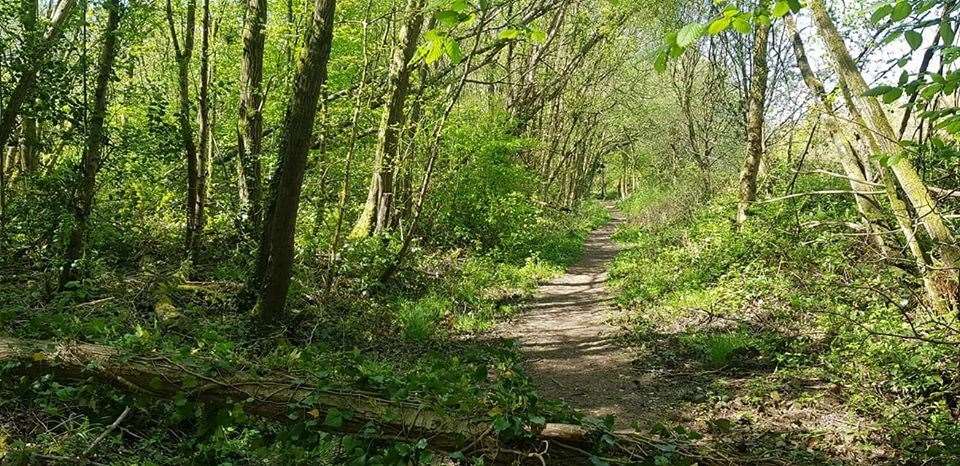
[0,337,600,463]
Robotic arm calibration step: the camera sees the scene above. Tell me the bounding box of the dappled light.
[3,0,960,463]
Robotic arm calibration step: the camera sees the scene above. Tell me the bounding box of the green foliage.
[612,173,960,463]
[395,292,450,341]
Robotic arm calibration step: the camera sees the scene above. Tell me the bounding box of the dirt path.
[499,206,648,426]
[501,206,893,463]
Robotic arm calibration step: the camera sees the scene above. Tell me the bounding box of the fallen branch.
[0,337,601,463]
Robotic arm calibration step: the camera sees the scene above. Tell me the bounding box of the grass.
[609,175,960,464]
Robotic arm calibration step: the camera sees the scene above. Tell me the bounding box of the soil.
[498,206,656,427]
[499,206,894,464]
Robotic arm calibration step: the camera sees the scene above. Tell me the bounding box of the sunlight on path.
[500,205,647,427]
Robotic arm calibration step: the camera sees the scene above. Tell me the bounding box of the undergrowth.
[610,174,960,464]
[0,113,609,464]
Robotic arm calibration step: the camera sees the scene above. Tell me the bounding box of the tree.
[165,0,204,262]
[237,0,267,234]
[59,0,124,288]
[810,0,960,310]
[735,4,771,226]
[0,0,79,151]
[351,0,427,238]
[251,0,337,325]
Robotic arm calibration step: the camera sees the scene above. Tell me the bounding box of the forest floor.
[500,205,894,464]
[498,205,652,427]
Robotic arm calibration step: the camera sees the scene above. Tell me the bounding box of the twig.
[83,406,131,456]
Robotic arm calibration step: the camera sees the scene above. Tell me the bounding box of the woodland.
[2,0,960,463]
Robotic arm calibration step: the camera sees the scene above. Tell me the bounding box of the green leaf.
[732,17,751,34]
[899,70,909,85]
[882,87,903,103]
[450,0,468,12]
[863,85,896,97]
[871,4,892,23]
[492,416,511,432]
[425,40,444,63]
[921,83,943,100]
[444,38,462,63]
[941,20,955,46]
[325,408,345,428]
[653,49,668,73]
[529,27,547,43]
[905,30,923,49]
[772,0,790,17]
[890,0,911,21]
[708,17,732,35]
[677,23,705,47]
[498,28,520,40]
[787,0,802,12]
[436,10,460,27]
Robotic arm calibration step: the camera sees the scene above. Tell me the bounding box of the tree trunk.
[251,0,336,325]
[165,0,201,261]
[237,0,267,234]
[0,336,606,464]
[196,0,212,256]
[811,0,960,308]
[784,15,890,256]
[735,12,770,226]
[17,0,41,174]
[0,0,78,151]
[350,0,426,238]
[58,0,123,289]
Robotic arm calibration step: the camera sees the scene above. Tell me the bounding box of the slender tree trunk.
[237,0,266,234]
[196,0,212,256]
[380,13,486,283]
[17,0,41,175]
[811,0,960,308]
[251,0,337,325]
[784,16,890,256]
[735,11,770,226]
[165,0,201,261]
[59,0,122,288]
[0,0,78,151]
[350,0,426,238]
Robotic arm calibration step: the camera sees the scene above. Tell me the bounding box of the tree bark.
[350,0,427,238]
[251,0,337,325]
[58,0,123,289]
[784,16,890,256]
[165,0,202,261]
[196,0,213,255]
[811,0,960,309]
[0,0,79,151]
[0,336,606,463]
[735,11,770,226]
[237,0,267,234]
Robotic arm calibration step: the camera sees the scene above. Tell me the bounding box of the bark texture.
[784,16,890,256]
[165,0,203,261]
[237,0,267,233]
[351,0,427,238]
[252,0,336,323]
[735,13,770,226]
[811,0,960,308]
[59,0,123,288]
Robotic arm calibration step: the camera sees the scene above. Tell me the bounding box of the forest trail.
[500,205,647,427]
